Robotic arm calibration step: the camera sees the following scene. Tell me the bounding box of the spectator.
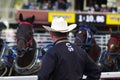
[54,0,67,10]
[100,4,109,12]
[47,1,53,10]
[36,0,42,10]
[29,2,36,10]
[22,1,29,9]
[42,0,48,10]
[88,6,95,13]
[109,5,117,13]
[94,4,100,12]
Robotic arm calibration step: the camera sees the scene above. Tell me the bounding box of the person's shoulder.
[71,42,82,49]
[70,42,86,53]
[44,47,56,58]
[47,46,54,52]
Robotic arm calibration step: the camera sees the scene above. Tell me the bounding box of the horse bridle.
[15,21,42,74]
[75,27,93,50]
[18,21,33,43]
[103,37,120,71]
[17,37,33,52]
[17,22,34,54]
[14,45,41,74]
[108,37,120,56]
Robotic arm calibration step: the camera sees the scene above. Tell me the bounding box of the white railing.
[0,75,37,80]
[1,31,110,51]
[0,72,120,80]
[94,34,110,52]
[83,72,120,79]
[34,32,75,47]
[34,33,110,50]
[1,33,120,79]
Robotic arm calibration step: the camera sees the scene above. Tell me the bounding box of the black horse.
[13,13,42,75]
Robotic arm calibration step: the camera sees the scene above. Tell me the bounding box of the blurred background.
[0,0,120,51]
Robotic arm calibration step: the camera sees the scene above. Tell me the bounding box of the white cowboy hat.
[43,17,77,33]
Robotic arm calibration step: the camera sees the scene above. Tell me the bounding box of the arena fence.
[94,34,110,52]
[1,31,110,51]
[0,75,37,80]
[1,33,118,79]
[0,72,120,80]
[34,33,110,52]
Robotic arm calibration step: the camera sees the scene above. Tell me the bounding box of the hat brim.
[43,24,77,33]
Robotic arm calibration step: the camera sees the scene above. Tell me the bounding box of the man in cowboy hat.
[38,17,101,80]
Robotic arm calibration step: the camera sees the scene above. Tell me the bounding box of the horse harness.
[75,27,94,51]
[16,22,34,52]
[14,21,42,74]
[102,37,120,71]
[18,22,33,44]
[109,37,120,56]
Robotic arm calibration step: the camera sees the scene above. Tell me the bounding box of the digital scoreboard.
[76,14,106,24]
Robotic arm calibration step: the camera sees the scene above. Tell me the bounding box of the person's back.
[38,41,101,80]
[38,17,101,80]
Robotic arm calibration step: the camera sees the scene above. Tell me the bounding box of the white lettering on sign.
[78,14,105,23]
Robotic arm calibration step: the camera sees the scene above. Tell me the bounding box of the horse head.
[16,13,35,57]
[15,13,42,75]
[105,32,120,71]
[74,25,101,62]
[107,33,120,55]
[107,27,120,55]
[74,25,94,52]
[99,28,120,72]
